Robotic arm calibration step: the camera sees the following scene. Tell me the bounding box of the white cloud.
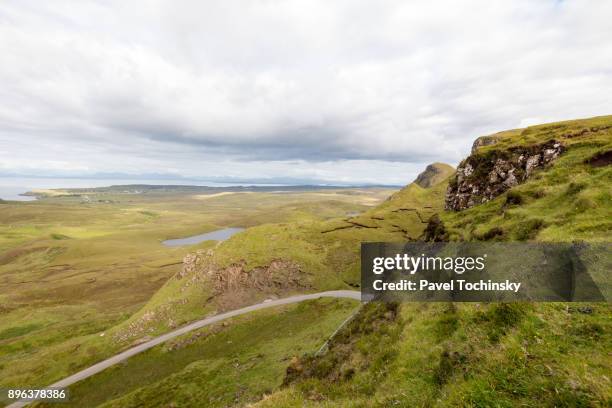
[0,0,611,184]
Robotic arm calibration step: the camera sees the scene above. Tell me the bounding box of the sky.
[0,0,611,186]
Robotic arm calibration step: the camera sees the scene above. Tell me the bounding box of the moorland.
[0,186,391,402]
[1,114,611,407]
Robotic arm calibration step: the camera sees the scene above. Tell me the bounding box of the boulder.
[446,140,564,211]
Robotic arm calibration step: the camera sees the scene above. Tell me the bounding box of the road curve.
[7,290,361,408]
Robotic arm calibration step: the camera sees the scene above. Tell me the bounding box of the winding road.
[6,290,361,408]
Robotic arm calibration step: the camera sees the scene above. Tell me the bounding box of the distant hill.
[413,162,455,188]
[25,184,400,198]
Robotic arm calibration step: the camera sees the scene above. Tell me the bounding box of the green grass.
[39,298,359,408]
[0,323,42,341]
[256,302,611,407]
[252,115,612,407]
[441,116,612,242]
[0,187,391,390]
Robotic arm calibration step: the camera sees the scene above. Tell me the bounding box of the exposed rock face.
[446,140,564,211]
[179,250,303,293]
[211,259,303,293]
[112,297,189,343]
[201,258,305,310]
[179,249,306,311]
[178,249,213,278]
[413,163,455,188]
[113,254,304,344]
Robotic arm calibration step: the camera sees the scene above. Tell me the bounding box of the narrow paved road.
[6,290,361,408]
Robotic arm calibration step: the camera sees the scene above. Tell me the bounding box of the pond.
[162,227,245,247]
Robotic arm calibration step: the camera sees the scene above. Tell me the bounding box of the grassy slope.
[104,173,450,347]
[33,298,359,408]
[442,115,611,242]
[258,302,611,407]
[0,188,391,389]
[253,115,612,407]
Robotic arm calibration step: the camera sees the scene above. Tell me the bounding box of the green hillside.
[441,115,611,242]
[253,115,612,407]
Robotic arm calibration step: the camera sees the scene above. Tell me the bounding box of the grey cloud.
[0,0,611,184]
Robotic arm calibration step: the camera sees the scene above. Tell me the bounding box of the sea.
[0,177,283,201]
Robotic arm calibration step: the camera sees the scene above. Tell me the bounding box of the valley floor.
[0,187,391,403]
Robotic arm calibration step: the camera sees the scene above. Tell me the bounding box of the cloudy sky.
[0,0,611,185]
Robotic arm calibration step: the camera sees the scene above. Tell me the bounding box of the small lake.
[162,227,245,247]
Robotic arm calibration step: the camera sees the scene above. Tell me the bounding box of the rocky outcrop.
[211,259,303,293]
[178,249,213,278]
[180,250,303,293]
[112,297,189,343]
[446,140,564,211]
[113,254,304,344]
[414,163,455,188]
